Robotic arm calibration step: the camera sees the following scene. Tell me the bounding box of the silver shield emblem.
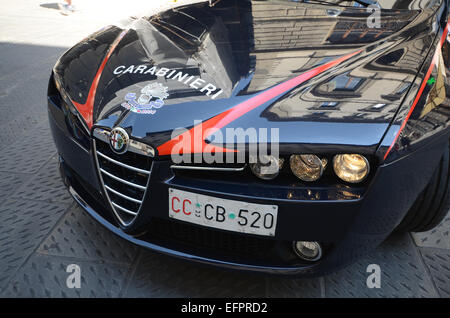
[121,83,169,115]
[109,127,129,154]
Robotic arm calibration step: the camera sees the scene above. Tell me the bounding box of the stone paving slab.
[324,233,439,298]
[123,250,267,298]
[0,171,30,197]
[2,253,130,298]
[0,123,56,174]
[412,217,450,250]
[38,205,138,265]
[0,41,66,149]
[0,199,70,292]
[419,248,450,297]
[12,155,74,204]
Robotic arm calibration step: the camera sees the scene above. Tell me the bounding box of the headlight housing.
[333,154,370,183]
[250,155,284,180]
[290,154,327,182]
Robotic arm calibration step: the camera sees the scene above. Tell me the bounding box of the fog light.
[250,155,284,180]
[293,241,322,261]
[333,154,370,183]
[290,154,326,182]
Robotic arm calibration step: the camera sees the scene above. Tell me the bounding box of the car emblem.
[121,82,169,115]
[109,127,129,154]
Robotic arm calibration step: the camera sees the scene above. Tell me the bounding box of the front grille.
[93,136,153,226]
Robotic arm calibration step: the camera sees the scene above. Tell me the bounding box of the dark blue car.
[48,0,450,275]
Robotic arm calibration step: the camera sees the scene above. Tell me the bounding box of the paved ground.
[0,0,449,298]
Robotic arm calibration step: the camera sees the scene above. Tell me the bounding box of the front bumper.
[48,97,447,276]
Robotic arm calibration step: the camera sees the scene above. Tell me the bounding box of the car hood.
[53,0,440,155]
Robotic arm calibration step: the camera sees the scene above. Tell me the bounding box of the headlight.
[250,155,284,180]
[333,154,370,183]
[290,154,326,182]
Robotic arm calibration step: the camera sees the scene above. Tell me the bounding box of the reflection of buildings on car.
[399,45,450,148]
[249,1,427,122]
[146,10,241,104]
[93,0,447,125]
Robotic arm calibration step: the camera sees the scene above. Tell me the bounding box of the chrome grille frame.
[92,132,153,227]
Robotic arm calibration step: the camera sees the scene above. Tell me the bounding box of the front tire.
[396,142,450,233]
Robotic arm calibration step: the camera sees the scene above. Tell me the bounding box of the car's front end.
[48,0,450,275]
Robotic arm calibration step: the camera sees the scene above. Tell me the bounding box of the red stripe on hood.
[157,49,362,156]
[72,29,128,129]
[383,20,450,161]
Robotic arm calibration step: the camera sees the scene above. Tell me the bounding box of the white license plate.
[169,188,278,237]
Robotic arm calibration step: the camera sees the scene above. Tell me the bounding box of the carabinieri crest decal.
[121,83,169,115]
